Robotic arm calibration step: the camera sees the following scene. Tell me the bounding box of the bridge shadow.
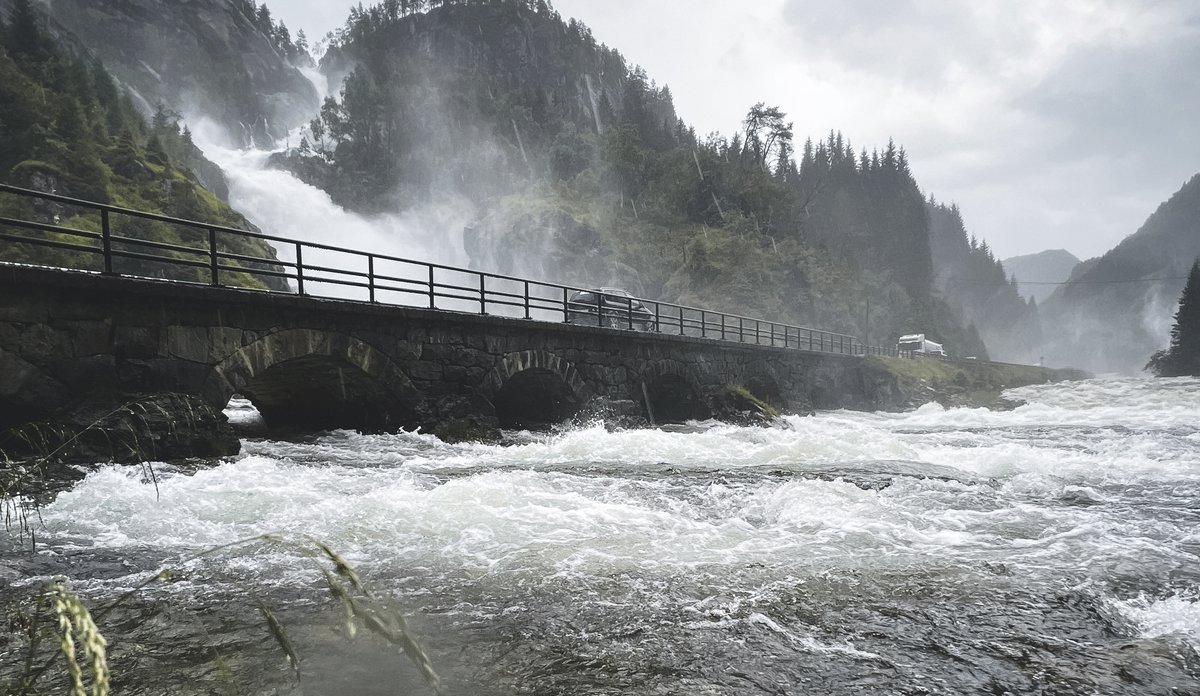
[493,367,582,430]
[237,354,419,432]
[206,330,424,433]
[642,373,711,423]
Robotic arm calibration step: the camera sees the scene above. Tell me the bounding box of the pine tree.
[1147,259,1200,376]
[6,0,50,61]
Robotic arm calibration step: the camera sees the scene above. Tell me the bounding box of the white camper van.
[897,333,946,357]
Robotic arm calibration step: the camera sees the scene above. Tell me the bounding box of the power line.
[941,276,1187,286]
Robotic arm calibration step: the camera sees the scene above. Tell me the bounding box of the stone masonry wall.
[0,265,860,435]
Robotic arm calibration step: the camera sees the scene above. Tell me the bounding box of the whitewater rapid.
[5,377,1198,694]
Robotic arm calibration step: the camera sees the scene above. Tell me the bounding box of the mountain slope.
[27,0,318,145]
[11,0,1011,359]
[928,201,1038,360]
[1038,174,1200,373]
[267,0,983,355]
[0,1,284,288]
[289,0,658,211]
[1002,249,1080,303]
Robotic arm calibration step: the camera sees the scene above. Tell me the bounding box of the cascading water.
[188,119,476,305]
[2,377,1198,694]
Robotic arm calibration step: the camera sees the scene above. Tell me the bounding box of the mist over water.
[5,377,1199,694]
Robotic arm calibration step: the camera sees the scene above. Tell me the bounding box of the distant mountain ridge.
[1001,249,1081,303]
[1036,174,1200,373]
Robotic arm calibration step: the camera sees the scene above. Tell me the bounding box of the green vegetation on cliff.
[0,0,284,288]
[270,0,986,354]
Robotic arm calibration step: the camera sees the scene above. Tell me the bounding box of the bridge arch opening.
[493,368,582,429]
[235,354,419,432]
[206,330,423,433]
[642,374,710,424]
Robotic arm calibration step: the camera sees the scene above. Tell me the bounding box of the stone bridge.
[0,265,872,438]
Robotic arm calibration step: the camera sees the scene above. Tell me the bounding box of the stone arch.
[484,350,590,429]
[637,359,711,423]
[202,329,422,431]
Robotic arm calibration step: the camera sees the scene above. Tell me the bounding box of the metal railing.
[0,183,903,357]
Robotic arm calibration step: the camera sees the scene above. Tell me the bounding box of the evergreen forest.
[0,0,1053,357]
[272,0,1031,355]
[1146,260,1200,377]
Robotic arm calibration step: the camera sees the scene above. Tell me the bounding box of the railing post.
[101,209,113,275]
[701,310,706,338]
[562,287,569,323]
[295,242,304,295]
[524,281,530,319]
[654,302,660,332]
[738,317,744,342]
[720,314,726,340]
[428,265,435,308]
[479,273,486,315]
[678,306,684,335]
[595,292,603,327]
[208,228,219,286]
[368,255,376,303]
[755,320,761,345]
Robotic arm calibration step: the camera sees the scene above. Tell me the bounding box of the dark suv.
[566,288,657,331]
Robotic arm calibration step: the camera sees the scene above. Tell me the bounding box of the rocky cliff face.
[34,0,318,145]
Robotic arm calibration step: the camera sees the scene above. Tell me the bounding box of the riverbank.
[851,356,1090,411]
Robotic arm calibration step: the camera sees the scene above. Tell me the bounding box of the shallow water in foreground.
[3,377,1199,694]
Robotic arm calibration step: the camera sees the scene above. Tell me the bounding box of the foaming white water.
[20,377,1200,644]
[189,120,476,304]
[818,377,1200,483]
[1111,592,1200,648]
[865,376,1200,431]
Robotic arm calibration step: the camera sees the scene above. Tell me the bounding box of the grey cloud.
[778,0,1030,88]
[1017,28,1200,181]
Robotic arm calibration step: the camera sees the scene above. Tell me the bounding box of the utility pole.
[864,297,870,347]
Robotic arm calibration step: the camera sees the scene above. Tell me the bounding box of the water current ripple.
[2,377,1199,694]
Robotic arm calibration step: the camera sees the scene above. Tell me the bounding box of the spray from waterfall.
[190,118,476,304]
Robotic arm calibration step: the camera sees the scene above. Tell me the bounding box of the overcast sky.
[272,0,1199,261]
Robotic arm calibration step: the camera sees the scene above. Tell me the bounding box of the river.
[2,376,1198,694]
